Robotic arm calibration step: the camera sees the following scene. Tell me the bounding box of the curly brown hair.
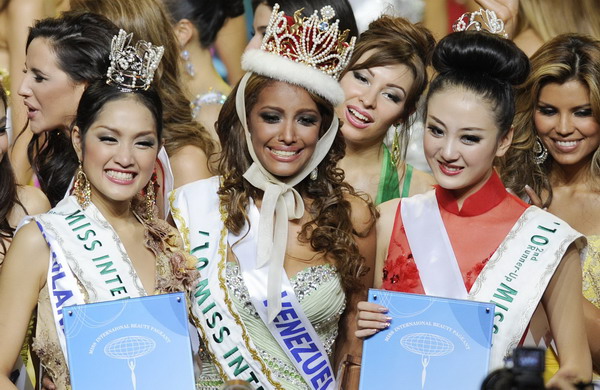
[216,73,376,294]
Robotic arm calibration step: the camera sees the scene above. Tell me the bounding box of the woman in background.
[337,15,436,205]
[501,33,600,379]
[163,0,244,142]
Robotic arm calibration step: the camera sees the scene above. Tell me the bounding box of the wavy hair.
[216,73,375,293]
[0,83,25,257]
[22,12,119,206]
[501,34,600,205]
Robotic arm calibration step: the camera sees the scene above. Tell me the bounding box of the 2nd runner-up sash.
[171,177,336,390]
[20,196,147,360]
[171,177,278,389]
[402,190,584,370]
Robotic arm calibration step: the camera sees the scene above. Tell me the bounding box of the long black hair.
[23,12,119,206]
[74,81,163,147]
[0,83,25,258]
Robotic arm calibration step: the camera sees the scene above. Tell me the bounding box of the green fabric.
[401,163,413,198]
[375,145,413,204]
[376,145,401,205]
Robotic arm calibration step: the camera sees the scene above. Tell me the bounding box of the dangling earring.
[73,162,91,209]
[533,136,548,165]
[180,49,195,77]
[391,124,401,167]
[144,174,157,221]
[309,167,318,181]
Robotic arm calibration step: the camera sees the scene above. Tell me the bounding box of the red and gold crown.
[242,3,355,105]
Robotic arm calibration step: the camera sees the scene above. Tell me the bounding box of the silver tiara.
[452,8,508,39]
[106,29,164,91]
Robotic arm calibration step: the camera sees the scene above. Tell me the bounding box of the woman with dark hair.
[501,33,600,380]
[248,0,359,51]
[17,12,119,207]
[337,15,436,205]
[0,32,197,390]
[0,82,49,264]
[357,26,592,388]
[163,0,244,143]
[69,0,216,203]
[171,5,375,388]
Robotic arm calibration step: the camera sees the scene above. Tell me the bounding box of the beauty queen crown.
[106,29,164,91]
[452,8,508,38]
[241,3,355,105]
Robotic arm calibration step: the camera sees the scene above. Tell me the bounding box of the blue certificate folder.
[63,292,195,390]
[359,289,495,390]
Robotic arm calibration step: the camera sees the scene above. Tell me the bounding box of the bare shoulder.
[8,186,50,228]
[377,198,400,239]
[6,220,50,282]
[17,185,51,214]
[407,167,436,196]
[169,145,212,187]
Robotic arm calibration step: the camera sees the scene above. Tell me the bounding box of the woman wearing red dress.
[357,29,592,388]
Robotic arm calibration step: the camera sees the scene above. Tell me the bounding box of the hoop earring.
[533,136,548,165]
[144,174,157,221]
[391,124,401,167]
[73,162,91,209]
[180,49,195,77]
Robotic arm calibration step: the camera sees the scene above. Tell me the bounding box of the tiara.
[261,4,355,80]
[452,8,508,38]
[106,29,164,91]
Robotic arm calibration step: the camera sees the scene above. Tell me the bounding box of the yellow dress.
[545,235,600,381]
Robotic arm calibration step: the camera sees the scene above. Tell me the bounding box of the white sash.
[233,204,335,390]
[171,177,335,389]
[401,191,584,370]
[22,196,147,359]
[402,192,467,299]
[171,177,279,389]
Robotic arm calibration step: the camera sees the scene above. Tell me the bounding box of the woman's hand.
[524,185,544,208]
[355,301,391,338]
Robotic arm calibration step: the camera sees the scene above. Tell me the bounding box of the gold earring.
[73,162,91,209]
[391,124,401,167]
[144,174,157,221]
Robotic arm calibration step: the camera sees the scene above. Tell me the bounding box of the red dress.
[382,172,530,293]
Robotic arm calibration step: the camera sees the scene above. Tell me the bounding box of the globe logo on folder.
[400,333,455,389]
[104,336,157,390]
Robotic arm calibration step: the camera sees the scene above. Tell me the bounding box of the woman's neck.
[549,158,594,189]
[90,194,136,228]
[341,137,385,165]
[182,43,230,99]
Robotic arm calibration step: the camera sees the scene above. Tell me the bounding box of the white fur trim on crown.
[242,49,345,106]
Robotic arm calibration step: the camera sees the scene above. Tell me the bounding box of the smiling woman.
[501,33,600,379]
[0,32,198,390]
[337,16,436,206]
[170,5,376,389]
[358,30,593,388]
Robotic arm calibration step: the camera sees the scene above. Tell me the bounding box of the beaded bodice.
[196,262,345,390]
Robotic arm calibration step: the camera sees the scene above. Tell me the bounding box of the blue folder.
[63,292,195,390]
[359,289,495,390]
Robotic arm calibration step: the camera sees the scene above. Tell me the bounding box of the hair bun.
[432,31,529,85]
